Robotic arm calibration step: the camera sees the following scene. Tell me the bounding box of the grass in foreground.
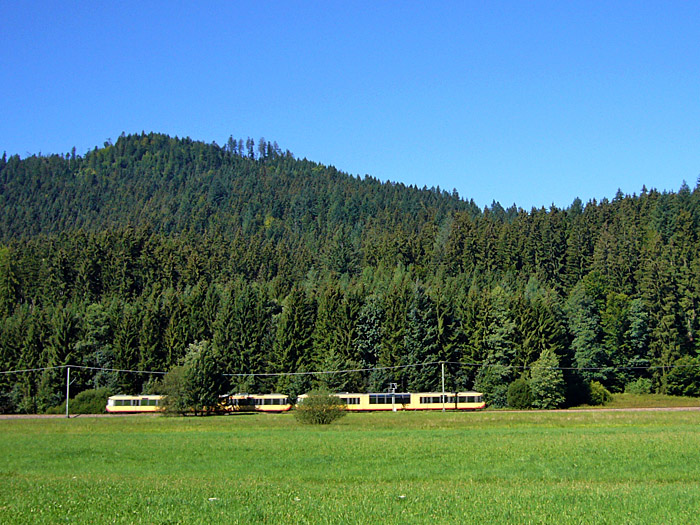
[1,410,700,523]
[602,393,700,409]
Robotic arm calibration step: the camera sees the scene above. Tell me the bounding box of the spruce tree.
[405,284,440,391]
[529,347,566,409]
[273,286,315,396]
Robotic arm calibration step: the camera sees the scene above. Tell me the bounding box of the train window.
[395,394,410,404]
[369,394,409,404]
[342,397,360,405]
[458,397,468,403]
[370,394,393,404]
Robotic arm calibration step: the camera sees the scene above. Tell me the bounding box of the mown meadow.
[1,409,700,523]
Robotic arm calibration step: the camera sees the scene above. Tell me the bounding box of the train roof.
[320,391,484,396]
[226,393,288,398]
[412,391,483,396]
[107,394,164,400]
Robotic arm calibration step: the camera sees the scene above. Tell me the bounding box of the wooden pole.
[65,366,70,419]
[441,362,445,412]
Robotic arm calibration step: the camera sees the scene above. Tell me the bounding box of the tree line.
[0,133,699,412]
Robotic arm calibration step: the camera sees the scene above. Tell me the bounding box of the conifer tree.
[273,286,315,396]
[112,301,141,393]
[529,347,566,409]
[377,276,411,390]
[228,282,272,392]
[405,284,440,391]
[565,282,608,384]
[0,246,19,317]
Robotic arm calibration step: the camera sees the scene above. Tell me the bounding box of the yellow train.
[106,391,484,414]
[106,394,165,413]
[298,391,485,411]
[222,393,292,413]
[105,393,292,413]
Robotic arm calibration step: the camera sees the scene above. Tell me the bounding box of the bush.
[666,356,700,397]
[294,390,347,425]
[588,381,612,406]
[158,366,189,416]
[474,364,512,408]
[47,387,112,415]
[0,390,15,414]
[507,378,532,409]
[625,377,653,395]
[158,342,227,416]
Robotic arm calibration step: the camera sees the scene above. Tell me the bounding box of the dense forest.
[1,132,699,412]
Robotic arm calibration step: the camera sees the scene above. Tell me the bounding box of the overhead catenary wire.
[0,364,166,376]
[0,365,62,375]
[2,361,698,378]
[223,361,440,377]
[440,361,692,371]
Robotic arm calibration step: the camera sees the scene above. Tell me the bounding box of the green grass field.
[2,409,700,524]
[584,393,700,409]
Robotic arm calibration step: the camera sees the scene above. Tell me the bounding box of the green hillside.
[0,132,699,412]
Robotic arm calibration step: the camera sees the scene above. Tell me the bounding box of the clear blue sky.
[2,1,698,210]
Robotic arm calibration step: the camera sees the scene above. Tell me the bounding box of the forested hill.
[1,132,699,413]
[0,132,476,240]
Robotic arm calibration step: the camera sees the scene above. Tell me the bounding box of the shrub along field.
[1,410,700,523]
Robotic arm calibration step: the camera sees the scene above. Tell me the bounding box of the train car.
[406,392,485,411]
[224,393,292,413]
[299,391,485,411]
[106,394,165,413]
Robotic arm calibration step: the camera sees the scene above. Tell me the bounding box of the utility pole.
[65,366,71,419]
[441,362,445,412]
